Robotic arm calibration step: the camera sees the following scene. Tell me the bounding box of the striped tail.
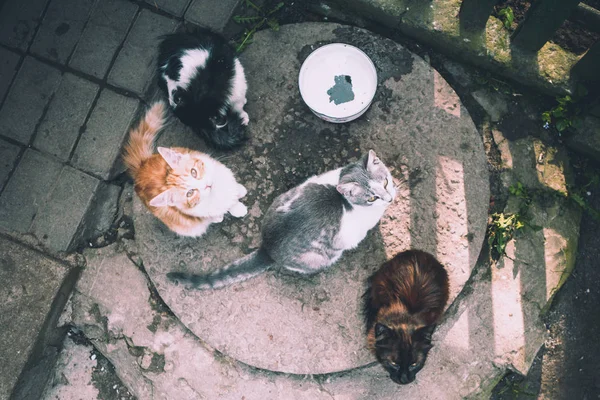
[167,248,273,290]
[122,101,165,178]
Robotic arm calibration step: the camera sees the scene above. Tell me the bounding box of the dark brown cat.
[363,250,449,384]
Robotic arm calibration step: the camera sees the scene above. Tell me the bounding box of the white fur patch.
[335,204,387,249]
[228,58,249,123]
[182,157,244,219]
[307,168,341,186]
[162,48,210,107]
[179,48,210,87]
[277,168,342,212]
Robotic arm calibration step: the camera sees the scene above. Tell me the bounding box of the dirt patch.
[493,0,600,55]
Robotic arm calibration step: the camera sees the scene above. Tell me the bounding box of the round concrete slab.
[135,23,490,374]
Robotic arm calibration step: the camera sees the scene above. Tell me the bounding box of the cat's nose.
[399,373,413,384]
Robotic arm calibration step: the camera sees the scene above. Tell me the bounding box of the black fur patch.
[157,28,247,149]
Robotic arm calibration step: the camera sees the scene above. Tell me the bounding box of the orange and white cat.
[123,102,248,237]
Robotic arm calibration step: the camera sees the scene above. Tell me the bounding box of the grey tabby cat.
[167,150,396,289]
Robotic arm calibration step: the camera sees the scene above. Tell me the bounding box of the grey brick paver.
[0,139,20,192]
[34,73,99,161]
[0,0,49,50]
[108,9,178,95]
[185,0,240,32]
[0,49,21,103]
[146,0,191,17]
[30,0,95,63]
[31,166,99,252]
[69,0,138,79]
[0,149,62,233]
[0,57,62,144]
[71,89,139,179]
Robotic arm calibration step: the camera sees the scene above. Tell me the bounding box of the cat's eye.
[191,168,198,178]
[214,115,228,128]
[172,90,183,105]
[368,196,378,202]
[186,189,195,198]
[408,362,418,370]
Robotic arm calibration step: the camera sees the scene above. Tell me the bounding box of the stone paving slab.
[137,23,490,374]
[34,73,99,161]
[71,89,139,180]
[30,0,95,63]
[108,9,178,95]
[146,0,191,17]
[69,0,139,79]
[31,166,102,252]
[0,57,62,145]
[0,138,20,192]
[185,0,241,32]
[0,235,72,400]
[0,149,63,233]
[0,0,48,51]
[0,48,20,102]
[0,147,119,252]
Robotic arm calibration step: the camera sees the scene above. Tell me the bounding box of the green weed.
[497,7,515,30]
[488,212,524,260]
[541,94,583,133]
[508,181,530,202]
[233,0,284,53]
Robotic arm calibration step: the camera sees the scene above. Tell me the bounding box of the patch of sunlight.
[432,0,462,36]
[492,129,513,169]
[543,228,568,302]
[485,17,512,65]
[434,71,461,118]
[380,164,411,258]
[534,140,567,194]
[436,156,469,300]
[491,240,526,372]
[443,308,470,351]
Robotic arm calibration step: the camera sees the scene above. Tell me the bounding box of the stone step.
[0,236,79,400]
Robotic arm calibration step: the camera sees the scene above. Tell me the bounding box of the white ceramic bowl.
[298,43,378,123]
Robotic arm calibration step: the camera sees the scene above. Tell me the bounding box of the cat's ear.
[375,323,392,340]
[415,324,436,342]
[157,147,183,169]
[337,182,360,197]
[149,188,179,207]
[363,149,380,171]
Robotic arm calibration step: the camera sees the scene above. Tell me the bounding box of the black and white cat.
[167,150,396,289]
[157,28,249,149]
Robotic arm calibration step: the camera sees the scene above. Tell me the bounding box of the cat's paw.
[229,202,248,218]
[240,111,249,126]
[209,215,224,223]
[237,184,247,198]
